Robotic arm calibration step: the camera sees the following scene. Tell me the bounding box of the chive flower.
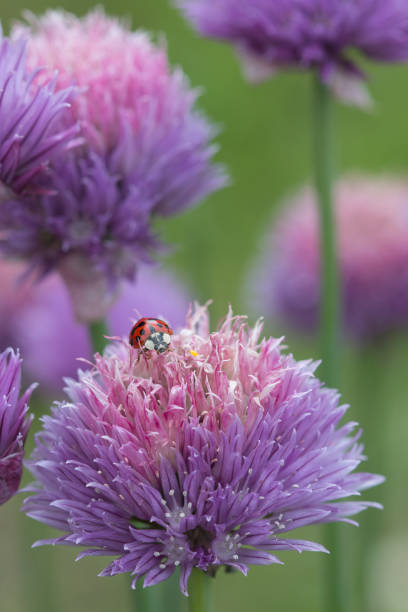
[0,348,34,505]
[251,176,408,341]
[23,305,382,593]
[0,10,226,320]
[177,0,408,104]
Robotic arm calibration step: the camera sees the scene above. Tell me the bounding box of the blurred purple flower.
[0,348,34,505]
[251,176,408,341]
[23,304,382,593]
[0,29,77,197]
[0,10,226,320]
[0,258,191,391]
[177,0,408,104]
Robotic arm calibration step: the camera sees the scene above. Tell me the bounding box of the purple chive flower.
[0,258,191,391]
[0,348,34,505]
[0,10,226,320]
[0,28,77,197]
[23,304,382,594]
[250,176,408,341]
[177,0,408,104]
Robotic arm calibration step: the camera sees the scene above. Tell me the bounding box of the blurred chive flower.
[0,348,34,505]
[177,0,408,105]
[0,10,226,321]
[251,176,408,341]
[0,258,191,391]
[24,304,382,593]
[0,28,77,197]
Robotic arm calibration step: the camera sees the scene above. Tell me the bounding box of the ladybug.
[129,317,173,354]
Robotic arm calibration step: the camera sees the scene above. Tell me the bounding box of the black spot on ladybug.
[139,328,145,336]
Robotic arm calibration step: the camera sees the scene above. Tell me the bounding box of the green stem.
[353,339,388,612]
[21,527,58,612]
[188,569,211,612]
[132,585,164,612]
[132,574,181,612]
[313,74,339,388]
[88,319,110,354]
[312,74,345,612]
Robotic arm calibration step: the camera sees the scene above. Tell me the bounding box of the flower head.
[24,304,381,593]
[0,348,34,505]
[251,176,408,341]
[0,28,77,196]
[0,258,190,391]
[1,10,225,318]
[0,10,226,319]
[177,0,408,103]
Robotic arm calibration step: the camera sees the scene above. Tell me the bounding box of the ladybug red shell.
[129,317,173,354]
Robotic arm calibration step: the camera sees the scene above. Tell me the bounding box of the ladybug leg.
[132,340,147,363]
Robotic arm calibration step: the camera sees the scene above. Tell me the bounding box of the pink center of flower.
[15,11,188,151]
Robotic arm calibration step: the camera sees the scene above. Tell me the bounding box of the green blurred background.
[1,1,408,611]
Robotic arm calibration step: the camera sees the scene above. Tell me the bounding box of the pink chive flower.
[0,27,77,197]
[0,10,226,322]
[0,258,191,391]
[23,304,382,594]
[251,176,408,341]
[0,348,34,505]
